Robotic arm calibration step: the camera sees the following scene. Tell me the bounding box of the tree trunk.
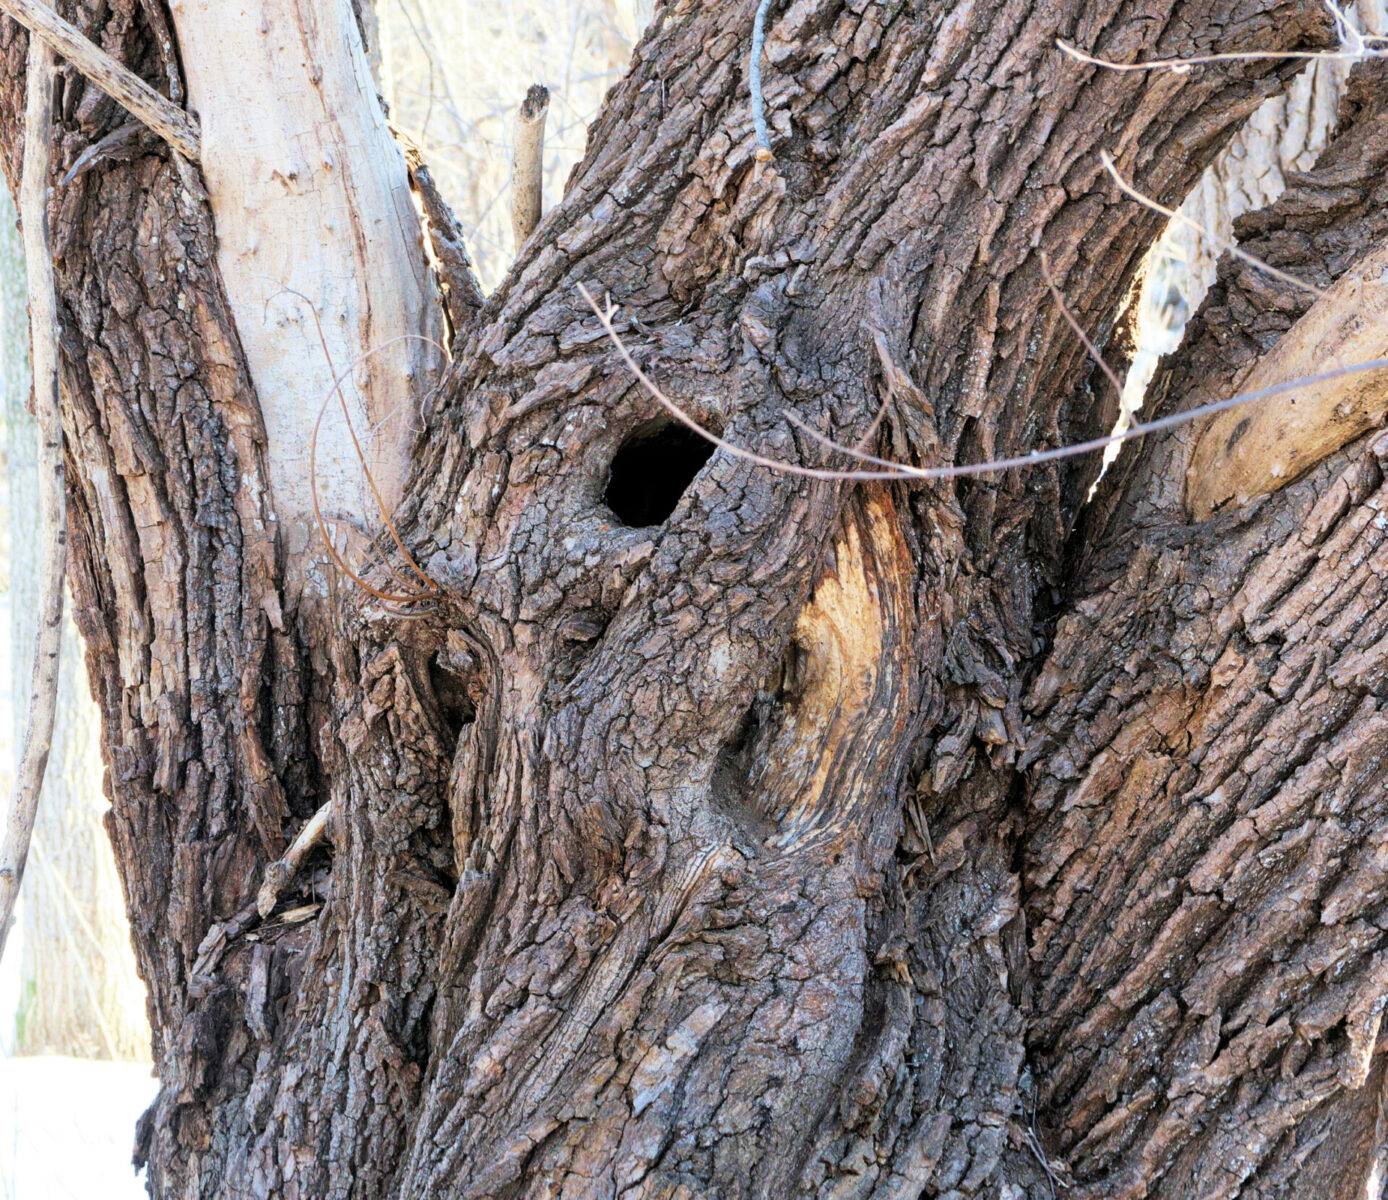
[1,181,146,1061]
[2,1,1386,1198]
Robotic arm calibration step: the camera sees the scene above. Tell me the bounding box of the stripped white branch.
[0,20,65,964]
[0,0,200,159]
[511,84,550,252]
[257,801,333,918]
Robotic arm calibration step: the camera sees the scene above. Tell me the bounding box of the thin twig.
[0,21,64,965]
[0,0,200,160]
[1056,37,1382,74]
[578,284,1388,485]
[1099,150,1326,300]
[1039,251,1127,402]
[306,331,450,605]
[28,840,120,1059]
[274,288,445,597]
[511,84,550,251]
[750,0,776,162]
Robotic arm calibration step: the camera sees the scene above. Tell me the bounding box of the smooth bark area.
[3,1,1387,1198]
[166,0,444,584]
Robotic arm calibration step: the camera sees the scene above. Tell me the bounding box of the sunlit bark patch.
[746,488,916,848]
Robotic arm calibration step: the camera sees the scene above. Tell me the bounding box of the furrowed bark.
[378,1,1331,1193]
[1026,60,1388,1199]
[0,0,1370,1197]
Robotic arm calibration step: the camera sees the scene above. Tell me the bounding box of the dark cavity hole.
[429,655,477,747]
[604,422,715,527]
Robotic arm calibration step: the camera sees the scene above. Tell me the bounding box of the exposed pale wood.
[510,83,548,251]
[0,0,198,158]
[1186,241,1388,518]
[0,14,62,964]
[165,0,444,593]
[256,800,332,918]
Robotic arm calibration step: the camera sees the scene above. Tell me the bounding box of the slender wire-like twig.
[1099,150,1327,300]
[1039,251,1127,402]
[306,331,450,605]
[750,0,776,162]
[28,841,120,1059]
[270,288,448,601]
[0,22,64,966]
[577,284,1388,486]
[1057,37,1383,74]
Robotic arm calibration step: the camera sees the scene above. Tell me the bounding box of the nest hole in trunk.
[603,421,716,527]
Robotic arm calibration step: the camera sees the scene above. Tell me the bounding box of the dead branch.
[511,84,549,251]
[1057,36,1382,74]
[1096,149,1388,516]
[0,21,65,964]
[0,0,200,160]
[1186,240,1388,517]
[257,801,333,918]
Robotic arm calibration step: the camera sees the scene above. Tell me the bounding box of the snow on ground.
[0,600,154,1197]
[0,1055,156,1199]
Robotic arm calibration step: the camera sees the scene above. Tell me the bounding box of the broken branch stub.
[1186,241,1388,520]
[511,84,549,252]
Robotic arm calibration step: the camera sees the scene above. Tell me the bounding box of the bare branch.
[1056,36,1384,75]
[0,21,65,964]
[1039,250,1127,402]
[257,801,333,919]
[511,84,549,251]
[1186,240,1388,518]
[0,0,200,160]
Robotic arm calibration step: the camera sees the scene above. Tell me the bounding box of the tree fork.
[0,0,1369,1197]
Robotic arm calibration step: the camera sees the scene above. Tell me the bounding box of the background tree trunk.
[2,0,1386,1197]
[1119,0,1388,421]
[0,180,146,1061]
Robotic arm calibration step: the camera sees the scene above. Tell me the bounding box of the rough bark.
[1027,60,1388,1199]
[3,176,146,1059]
[5,0,1386,1198]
